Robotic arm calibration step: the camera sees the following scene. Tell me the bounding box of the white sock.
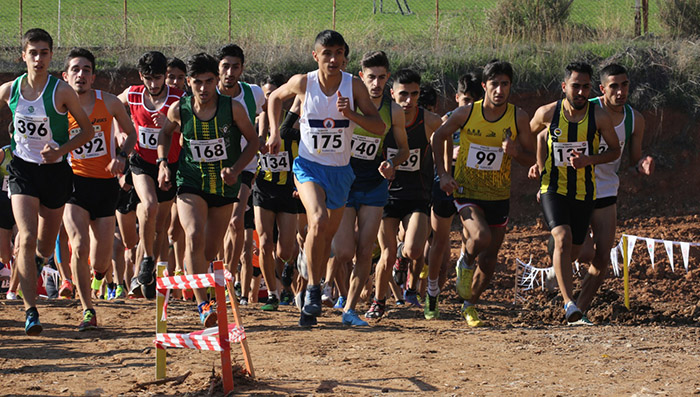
[427,278,439,297]
[269,289,279,300]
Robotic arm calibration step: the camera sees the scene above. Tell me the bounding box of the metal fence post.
[642,0,648,34]
[123,0,128,46]
[332,0,337,30]
[228,0,232,42]
[19,0,23,40]
[57,0,62,47]
[435,0,439,47]
[634,0,641,37]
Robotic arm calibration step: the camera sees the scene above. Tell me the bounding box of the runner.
[267,30,385,326]
[61,48,136,330]
[529,61,620,323]
[166,57,188,93]
[157,52,258,326]
[570,63,653,323]
[327,50,408,325]
[0,144,17,299]
[118,51,185,295]
[433,60,534,325]
[366,68,442,319]
[0,28,95,335]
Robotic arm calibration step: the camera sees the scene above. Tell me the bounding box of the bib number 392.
[466,143,503,171]
[190,138,227,163]
[387,148,420,172]
[70,126,107,159]
[552,141,588,167]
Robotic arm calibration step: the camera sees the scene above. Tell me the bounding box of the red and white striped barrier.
[155,324,246,351]
[156,270,224,291]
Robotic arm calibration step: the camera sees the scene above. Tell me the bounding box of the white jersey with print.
[595,107,634,198]
[232,82,265,173]
[299,70,355,167]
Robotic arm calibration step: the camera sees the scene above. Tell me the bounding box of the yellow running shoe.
[461,304,484,327]
[455,263,474,300]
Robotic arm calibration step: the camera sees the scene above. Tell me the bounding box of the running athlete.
[434,60,535,325]
[0,28,95,335]
[61,48,136,331]
[157,53,258,326]
[267,30,385,326]
[366,69,442,319]
[0,145,17,298]
[570,63,653,323]
[529,62,620,323]
[118,51,185,293]
[166,57,188,92]
[216,44,264,281]
[326,51,408,326]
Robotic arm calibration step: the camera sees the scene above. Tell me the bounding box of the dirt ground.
[2,214,700,396]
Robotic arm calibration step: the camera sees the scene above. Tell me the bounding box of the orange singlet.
[67,90,116,179]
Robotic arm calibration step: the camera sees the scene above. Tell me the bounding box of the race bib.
[350,134,381,160]
[190,138,227,163]
[552,141,588,167]
[598,139,624,154]
[466,143,503,171]
[260,151,290,172]
[2,176,8,192]
[138,126,159,150]
[387,147,420,172]
[308,127,344,154]
[70,126,107,159]
[15,114,51,142]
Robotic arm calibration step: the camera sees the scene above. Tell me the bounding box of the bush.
[488,0,574,39]
[659,0,700,38]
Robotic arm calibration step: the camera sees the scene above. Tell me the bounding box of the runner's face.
[312,44,345,76]
[188,72,218,104]
[483,74,510,107]
[360,66,389,99]
[63,56,94,94]
[140,73,165,97]
[22,41,52,74]
[563,71,591,110]
[601,73,629,107]
[166,66,186,91]
[262,83,278,111]
[391,82,420,113]
[218,56,243,89]
[456,92,474,107]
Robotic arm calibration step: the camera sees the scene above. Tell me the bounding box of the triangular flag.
[680,242,690,273]
[664,240,675,272]
[646,238,655,269]
[626,236,638,267]
[610,246,620,277]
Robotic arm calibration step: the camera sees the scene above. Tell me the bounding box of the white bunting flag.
[646,238,655,269]
[664,240,675,272]
[680,242,690,273]
[626,236,638,267]
[610,245,620,277]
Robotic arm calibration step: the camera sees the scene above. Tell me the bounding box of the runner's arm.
[528,129,548,179]
[224,100,259,184]
[570,107,620,168]
[105,92,137,175]
[43,82,95,163]
[628,110,653,175]
[156,101,181,191]
[267,74,306,154]
[508,107,535,167]
[432,105,470,194]
[346,77,385,135]
[379,102,408,180]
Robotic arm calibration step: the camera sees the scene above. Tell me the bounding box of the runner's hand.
[266,134,281,155]
[378,160,395,180]
[221,167,238,186]
[568,150,589,169]
[502,136,518,157]
[336,91,351,117]
[638,155,654,175]
[40,143,61,163]
[158,164,172,191]
[151,112,166,127]
[528,164,540,179]
[106,156,126,176]
[439,173,459,195]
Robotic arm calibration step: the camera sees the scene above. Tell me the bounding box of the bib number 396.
[190,138,227,163]
[552,141,588,167]
[15,115,50,141]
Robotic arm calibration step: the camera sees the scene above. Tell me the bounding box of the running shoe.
[333,295,346,310]
[395,299,405,306]
[392,242,409,286]
[280,290,293,306]
[78,309,97,332]
[404,289,423,308]
[461,304,485,327]
[114,284,126,299]
[321,282,334,307]
[261,295,279,311]
[281,262,295,288]
[564,301,583,323]
[6,291,18,300]
[365,299,386,319]
[104,283,116,300]
[342,309,368,326]
[294,290,305,311]
[424,294,440,320]
[299,312,317,327]
[455,261,475,300]
[58,279,74,299]
[297,250,308,280]
[234,281,242,298]
[198,301,218,327]
[239,297,249,306]
[302,285,322,317]
[568,315,594,326]
[142,279,156,300]
[128,277,144,299]
[137,256,155,285]
[25,308,42,336]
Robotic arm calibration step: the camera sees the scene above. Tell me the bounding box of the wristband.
[156,157,168,166]
[118,150,128,159]
[387,158,394,168]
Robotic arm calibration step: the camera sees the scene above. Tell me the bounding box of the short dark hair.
[22,28,53,51]
[137,51,167,76]
[392,68,421,86]
[360,51,390,71]
[261,73,285,88]
[186,53,219,78]
[418,84,438,109]
[457,73,484,100]
[314,30,346,49]
[167,57,187,74]
[599,63,627,83]
[565,61,593,80]
[483,59,513,83]
[215,44,245,64]
[64,47,95,72]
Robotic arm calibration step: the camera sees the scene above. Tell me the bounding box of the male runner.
[327,50,408,325]
[118,51,185,293]
[61,48,136,330]
[0,28,95,335]
[434,60,534,325]
[366,69,442,319]
[157,52,258,326]
[267,30,385,326]
[166,57,188,93]
[529,62,620,323]
[571,63,653,323]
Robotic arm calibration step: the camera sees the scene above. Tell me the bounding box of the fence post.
[19,0,23,40]
[435,0,439,47]
[228,0,232,42]
[123,0,127,46]
[332,0,336,30]
[642,0,648,34]
[57,0,61,47]
[634,0,641,37]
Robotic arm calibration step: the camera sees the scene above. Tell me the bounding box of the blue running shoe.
[302,285,322,317]
[299,312,317,327]
[342,309,368,326]
[198,301,218,328]
[25,308,43,336]
[404,289,423,308]
[333,295,346,309]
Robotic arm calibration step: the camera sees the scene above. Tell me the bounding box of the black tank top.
[385,108,433,201]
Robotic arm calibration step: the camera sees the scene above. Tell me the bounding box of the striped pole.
[155,263,167,379]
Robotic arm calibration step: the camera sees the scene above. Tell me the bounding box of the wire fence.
[0,0,658,50]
